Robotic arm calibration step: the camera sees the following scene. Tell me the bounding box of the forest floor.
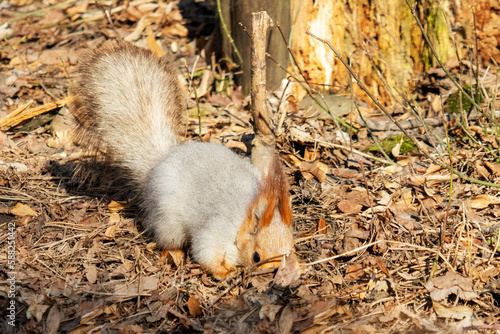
[1,1,500,333]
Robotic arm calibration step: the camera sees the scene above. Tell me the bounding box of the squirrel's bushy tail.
[69,43,184,187]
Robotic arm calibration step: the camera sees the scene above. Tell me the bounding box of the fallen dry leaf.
[225,140,248,152]
[105,225,117,238]
[187,296,203,317]
[300,160,327,182]
[25,295,49,322]
[470,194,500,209]
[278,304,294,334]
[108,212,121,225]
[484,161,500,175]
[332,167,361,180]
[38,49,69,65]
[379,306,437,331]
[344,264,365,282]
[317,217,327,234]
[146,26,166,58]
[46,305,61,334]
[16,215,31,226]
[391,136,403,157]
[85,264,98,284]
[337,200,362,214]
[273,252,302,289]
[112,276,160,302]
[479,266,498,283]
[432,302,473,320]
[108,198,137,212]
[424,163,442,175]
[163,250,185,267]
[259,299,283,322]
[425,272,479,301]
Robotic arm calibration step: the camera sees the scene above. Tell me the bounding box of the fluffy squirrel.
[69,43,295,279]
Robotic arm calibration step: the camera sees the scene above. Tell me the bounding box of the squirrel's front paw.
[207,256,237,280]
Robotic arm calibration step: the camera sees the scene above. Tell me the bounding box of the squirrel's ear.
[240,154,292,238]
[258,155,292,228]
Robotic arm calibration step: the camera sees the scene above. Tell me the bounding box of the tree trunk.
[219,0,500,106]
[219,0,291,95]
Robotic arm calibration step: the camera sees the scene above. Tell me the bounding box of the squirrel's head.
[236,156,295,270]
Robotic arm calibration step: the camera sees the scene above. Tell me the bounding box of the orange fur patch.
[237,155,292,258]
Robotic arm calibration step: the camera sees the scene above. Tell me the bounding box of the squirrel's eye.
[252,251,261,263]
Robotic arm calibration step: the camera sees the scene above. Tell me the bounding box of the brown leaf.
[471,194,500,209]
[344,228,370,240]
[259,300,283,322]
[112,276,160,302]
[10,203,37,216]
[425,272,479,301]
[67,325,93,334]
[39,10,64,26]
[343,236,362,253]
[305,299,342,326]
[163,250,185,267]
[337,200,362,214]
[108,198,137,212]
[108,212,120,225]
[273,252,302,289]
[146,303,168,323]
[379,306,437,331]
[300,160,327,182]
[146,242,157,253]
[484,161,500,175]
[110,324,147,333]
[317,218,327,234]
[161,22,189,37]
[432,302,473,320]
[187,296,203,317]
[332,167,361,180]
[475,161,491,179]
[66,2,88,18]
[225,140,247,152]
[85,264,98,284]
[26,299,49,322]
[479,266,498,283]
[374,257,392,278]
[38,49,69,65]
[146,26,166,58]
[344,264,365,282]
[16,215,31,226]
[278,304,294,334]
[105,213,120,238]
[46,305,61,334]
[424,164,442,175]
[105,225,116,238]
[391,136,403,157]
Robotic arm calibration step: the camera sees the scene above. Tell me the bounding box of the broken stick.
[250,11,276,176]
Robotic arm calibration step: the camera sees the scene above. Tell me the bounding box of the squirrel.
[69,43,295,279]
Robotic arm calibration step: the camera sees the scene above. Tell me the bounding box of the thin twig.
[304,240,455,272]
[216,0,243,66]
